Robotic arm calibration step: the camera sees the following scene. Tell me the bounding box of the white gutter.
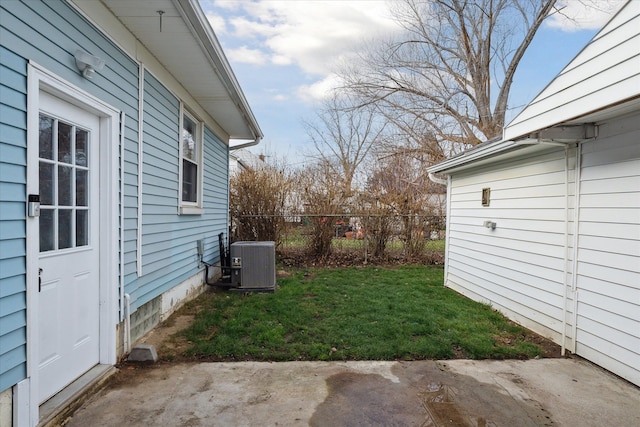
[427,139,517,174]
[428,172,448,186]
[428,124,596,175]
[230,136,263,151]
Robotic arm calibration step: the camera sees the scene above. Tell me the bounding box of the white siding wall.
[575,112,640,386]
[446,147,575,343]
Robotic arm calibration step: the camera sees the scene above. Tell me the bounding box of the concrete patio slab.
[64,357,639,426]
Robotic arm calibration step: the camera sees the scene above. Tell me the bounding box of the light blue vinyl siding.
[2,2,232,392]
[1,0,143,320]
[133,72,229,309]
[1,0,140,392]
[0,45,28,392]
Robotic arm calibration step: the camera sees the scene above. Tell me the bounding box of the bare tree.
[342,0,558,158]
[295,162,348,259]
[303,93,387,196]
[365,151,444,259]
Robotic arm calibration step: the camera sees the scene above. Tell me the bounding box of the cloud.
[205,0,626,103]
[205,13,227,34]
[546,0,626,32]
[205,0,401,76]
[226,45,269,65]
[296,75,344,102]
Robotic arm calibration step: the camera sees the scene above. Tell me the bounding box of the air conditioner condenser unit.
[230,241,276,292]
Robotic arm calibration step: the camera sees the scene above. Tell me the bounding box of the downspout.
[428,172,448,186]
[444,175,452,285]
[124,293,131,354]
[560,145,570,356]
[570,142,583,354]
[429,172,451,286]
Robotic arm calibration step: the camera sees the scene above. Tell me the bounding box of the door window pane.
[40,209,55,252]
[58,209,73,249]
[76,169,88,206]
[58,122,72,164]
[58,165,73,206]
[76,129,88,167]
[39,114,92,251]
[76,210,88,247]
[40,162,54,205]
[39,115,54,160]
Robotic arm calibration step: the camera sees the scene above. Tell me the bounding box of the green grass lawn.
[180,265,544,361]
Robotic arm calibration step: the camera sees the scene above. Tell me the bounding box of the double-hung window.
[179,108,203,214]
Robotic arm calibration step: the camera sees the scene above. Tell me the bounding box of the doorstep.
[39,364,116,427]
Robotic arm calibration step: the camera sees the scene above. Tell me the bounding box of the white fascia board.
[426,139,518,174]
[429,123,596,175]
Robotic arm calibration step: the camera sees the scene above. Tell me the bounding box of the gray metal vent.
[230,241,276,291]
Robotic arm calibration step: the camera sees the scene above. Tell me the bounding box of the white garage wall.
[575,112,640,387]
[446,146,577,344]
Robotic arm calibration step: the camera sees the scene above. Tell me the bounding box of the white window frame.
[178,105,204,215]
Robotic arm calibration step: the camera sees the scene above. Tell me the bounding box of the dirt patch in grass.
[508,327,562,358]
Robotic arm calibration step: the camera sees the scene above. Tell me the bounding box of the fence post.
[364,215,369,264]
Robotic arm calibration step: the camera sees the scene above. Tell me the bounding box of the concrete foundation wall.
[0,388,12,427]
[115,266,221,357]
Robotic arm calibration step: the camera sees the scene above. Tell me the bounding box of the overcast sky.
[199,0,626,166]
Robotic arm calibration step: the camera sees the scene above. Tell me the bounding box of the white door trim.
[22,62,119,426]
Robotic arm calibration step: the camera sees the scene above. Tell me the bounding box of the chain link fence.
[232,213,446,265]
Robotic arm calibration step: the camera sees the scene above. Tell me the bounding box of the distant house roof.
[429,0,639,175]
[230,149,265,173]
[98,0,263,143]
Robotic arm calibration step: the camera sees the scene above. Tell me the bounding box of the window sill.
[178,206,204,215]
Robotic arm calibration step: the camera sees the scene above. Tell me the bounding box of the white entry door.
[37,91,101,403]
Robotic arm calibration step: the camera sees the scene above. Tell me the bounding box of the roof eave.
[174,0,263,142]
[428,124,597,175]
[427,139,517,174]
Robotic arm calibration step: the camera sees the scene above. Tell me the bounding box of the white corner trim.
[137,64,144,278]
[119,112,126,322]
[12,379,32,427]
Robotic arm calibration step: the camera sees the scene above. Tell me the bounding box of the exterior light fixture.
[74,49,105,79]
[483,220,497,230]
